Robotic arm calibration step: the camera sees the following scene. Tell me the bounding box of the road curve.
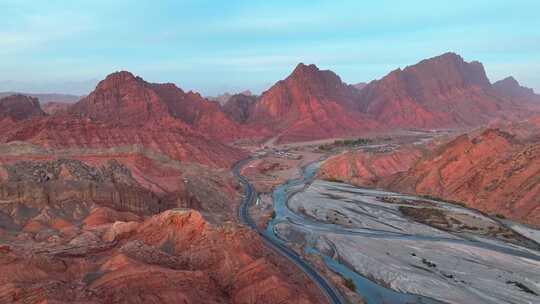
[232,158,345,304]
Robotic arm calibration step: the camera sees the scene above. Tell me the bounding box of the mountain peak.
[70,71,167,124]
[493,76,536,98]
[0,94,46,120]
[95,71,142,91]
[496,76,519,87]
[294,62,318,70]
[436,51,462,61]
[103,70,138,82]
[357,52,506,127]
[421,52,476,68]
[403,52,491,88]
[290,63,321,78]
[285,63,346,88]
[249,62,374,142]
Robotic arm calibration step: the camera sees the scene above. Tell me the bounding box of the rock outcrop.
[0,150,324,304]
[0,94,46,121]
[0,204,323,303]
[0,159,166,217]
[318,147,424,186]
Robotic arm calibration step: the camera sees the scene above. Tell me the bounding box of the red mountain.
[249,63,377,143]
[70,71,253,141]
[493,76,535,97]
[356,52,535,128]
[0,72,246,168]
[492,76,540,109]
[228,53,539,143]
[0,94,46,121]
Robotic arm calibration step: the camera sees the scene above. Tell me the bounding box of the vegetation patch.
[318,137,374,151]
[342,277,356,292]
[399,206,449,229]
[323,176,345,183]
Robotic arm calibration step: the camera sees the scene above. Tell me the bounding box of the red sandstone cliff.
[0,94,46,121]
[318,147,424,186]
[249,63,377,143]
[386,127,540,227]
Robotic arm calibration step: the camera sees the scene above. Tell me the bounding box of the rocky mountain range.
[0,51,539,303]
[219,52,539,143]
[2,52,539,147]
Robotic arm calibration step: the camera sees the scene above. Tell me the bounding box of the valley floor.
[278,179,540,304]
[242,132,540,304]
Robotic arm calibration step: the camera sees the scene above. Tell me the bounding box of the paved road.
[232,158,345,304]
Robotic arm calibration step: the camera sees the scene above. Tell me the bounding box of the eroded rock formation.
[0,156,323,304]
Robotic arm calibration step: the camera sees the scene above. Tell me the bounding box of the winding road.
[232,158,345,304]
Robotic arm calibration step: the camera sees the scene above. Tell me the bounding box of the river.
[264,162,540,304]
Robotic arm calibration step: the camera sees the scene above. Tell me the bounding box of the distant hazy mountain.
[0,79,97,96]
[207,90,252,105]
[0,92,81,104]
[352,82,367,90]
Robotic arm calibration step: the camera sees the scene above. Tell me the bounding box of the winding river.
[264,162,540,304]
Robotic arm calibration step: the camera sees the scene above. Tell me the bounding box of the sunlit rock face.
[318,146,424,186]
[318,116,540,228]
[356,52,536,128]
[387,126,540,227]
[249,63,378,143]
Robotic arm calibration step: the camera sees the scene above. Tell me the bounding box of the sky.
[1,0,539,96]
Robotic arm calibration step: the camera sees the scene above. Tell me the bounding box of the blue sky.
[1,0,539,95]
